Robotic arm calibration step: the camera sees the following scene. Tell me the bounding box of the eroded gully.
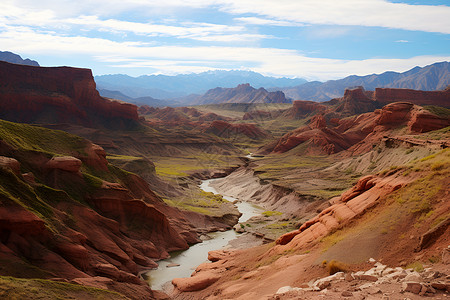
[145,177,264,291]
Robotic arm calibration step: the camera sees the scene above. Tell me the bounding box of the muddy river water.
[145,178,263,291]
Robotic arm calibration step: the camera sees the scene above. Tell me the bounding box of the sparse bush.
[405,261,424,272]
[326,260,348,275]
[431,162,445,171]
[428,255,440,264]
[262,210,282,217]
[405,148,414,154]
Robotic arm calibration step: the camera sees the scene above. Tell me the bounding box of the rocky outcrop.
[172,271,221,292]
[45,156,82,173]
[0,61,139,129]
[281,100,327,119]
[274,260,450,299]
[0,156,21,175]
[275,174,405,247]
[333,87,379,116]
[374,87,450,108]
[260,100,450,155]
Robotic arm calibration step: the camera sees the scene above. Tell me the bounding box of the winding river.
[145,178,263,291]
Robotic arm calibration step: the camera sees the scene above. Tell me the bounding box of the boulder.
[22,172,35,184]
[276,230,300,245]
[208,249,232,262]
[46,156,82,173]
[94,263,121,279]
[402,282,422,294]
[172,271,221,292]
[0,156,20,175]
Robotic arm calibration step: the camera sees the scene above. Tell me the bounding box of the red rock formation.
[275,174,406,248]
[260,101,449,156]
[374,87,450,108]
[308,114,327,129]
[45,156,82,173]
[204,120,269,139]
[0,156,21,175]
[333,87,378,116]
[0,61,138,128]
[282,100,327,119]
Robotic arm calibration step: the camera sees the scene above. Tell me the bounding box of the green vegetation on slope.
[0,119,87,156]
[423,106,450,118]
[0,276,127,300]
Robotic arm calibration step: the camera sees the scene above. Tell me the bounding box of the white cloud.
[0,3,261,42]
[396,40,409,43]
[234,17,300,27]
[1,26,448,80]
[4,0,450,34]
[220,0,450,34]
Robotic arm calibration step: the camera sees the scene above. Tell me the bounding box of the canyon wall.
[0,61,138,128]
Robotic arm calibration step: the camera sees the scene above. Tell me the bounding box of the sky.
[1,0,449,81]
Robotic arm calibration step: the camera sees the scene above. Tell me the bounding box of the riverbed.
[145,178,263,291]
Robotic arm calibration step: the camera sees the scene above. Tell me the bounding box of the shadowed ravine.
[144,178,264,291]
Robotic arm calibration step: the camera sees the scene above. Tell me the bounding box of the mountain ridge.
[278,61,450,102]
[0,51,40,67]
[95,70,307,100]
[191,83,290,105]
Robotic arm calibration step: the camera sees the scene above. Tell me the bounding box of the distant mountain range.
[0,51,39,66]
[98,89,175,107]
[277,61,450,102]
[95,70,307,100]
[1,51,448,106]
[192,83,289,105]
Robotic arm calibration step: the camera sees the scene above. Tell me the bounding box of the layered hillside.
[192,83,289,105]
[0,119,240,299]
[171,147,450,299]
[260,102,450,156]
[0,61,138,129]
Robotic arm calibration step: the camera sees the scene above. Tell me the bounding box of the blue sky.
[1,0,449,80]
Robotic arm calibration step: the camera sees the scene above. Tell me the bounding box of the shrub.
[262,210,282,217]
[406,261,424,272]
[325,260,348,275]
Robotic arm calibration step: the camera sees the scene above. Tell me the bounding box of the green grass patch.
[262,210,283,217]
[0,119,87,156]
[405,261,424,272]
[0,276,127,300]
[423,106,450,118]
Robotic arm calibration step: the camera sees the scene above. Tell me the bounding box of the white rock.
[374,262,386,269]
[381,267,396,276]
[359,283,375,290]
[276,286,293,294]
[404,272,422,282]
[385,270,407,280]
[368,258,376,263]
[353,271,364,279]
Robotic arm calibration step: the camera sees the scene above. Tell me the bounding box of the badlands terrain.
[0,58,449,300]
